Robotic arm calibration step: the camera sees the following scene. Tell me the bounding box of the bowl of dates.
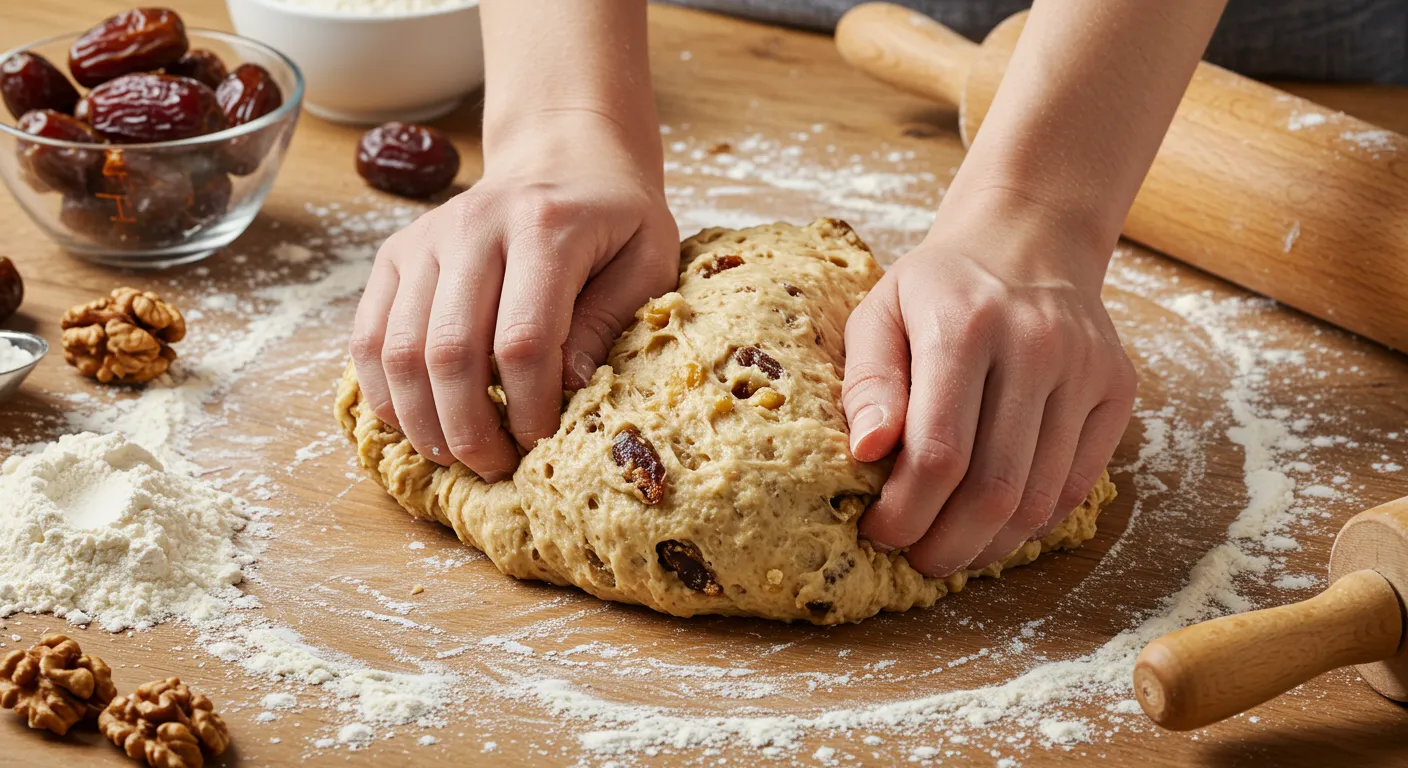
[0,8,304,268]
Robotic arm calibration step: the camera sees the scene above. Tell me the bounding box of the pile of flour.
[0,432,254,631]
[0,337,32,372]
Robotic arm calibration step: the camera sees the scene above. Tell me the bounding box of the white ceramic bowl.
[226,0,483,125]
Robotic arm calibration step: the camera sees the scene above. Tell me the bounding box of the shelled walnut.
[100,677,229,768]
[61,287,185,384]
[0,634,117,735]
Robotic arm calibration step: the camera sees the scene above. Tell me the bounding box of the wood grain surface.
[1,2,1407,766]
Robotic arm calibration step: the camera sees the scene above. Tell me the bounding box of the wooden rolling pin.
[1134,496,1408,730]
[836,3,1408,352]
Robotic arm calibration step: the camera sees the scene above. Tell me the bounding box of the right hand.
[350,112,680,482]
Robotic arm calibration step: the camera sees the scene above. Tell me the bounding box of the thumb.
[561,241,679,390]
[842,277,909,462]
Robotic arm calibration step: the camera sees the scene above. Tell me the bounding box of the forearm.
[942,0,1226,258]
[480,0,661,181]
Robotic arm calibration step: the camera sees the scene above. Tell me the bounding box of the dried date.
[76,74,226,144]
[66,150,198,246]
[734,346,784,379]
[216,64,283,175]
[656,540,721,596]
[611,427,665,505]
[16,109,107,197]
[69,8,188,88]
[216,64,282,126]
[356,122,460,198]
[1,52,79,118]
[166,48,227,90]
[0,257,22,322]
[699,254,744,278]
[187,169,232,224]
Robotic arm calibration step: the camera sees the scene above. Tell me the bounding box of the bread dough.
[335,219,1116,624]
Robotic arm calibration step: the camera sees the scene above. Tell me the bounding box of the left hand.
[841,192,1136,577]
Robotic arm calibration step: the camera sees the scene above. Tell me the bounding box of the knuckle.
[381,334,426,377]
[494,322,556,366]
[1018,482,1060,521]
[905,434,969,480]
[349,329,382,362]
[972,472,1024,513]
[841,361,898,401]
[424,327,478,373]
[447,430,493,460]
[1109,356,1139,401]
[515,188,576,233]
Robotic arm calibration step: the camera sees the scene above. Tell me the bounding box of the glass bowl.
[0,29,304,268]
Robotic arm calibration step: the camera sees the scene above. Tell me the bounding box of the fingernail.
[849,404,885,456]
[572,352,597,388]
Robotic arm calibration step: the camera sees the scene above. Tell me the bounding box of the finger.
[495,228,592,450]
[857,311,985,551]
[968,382,1086,569]
[903,360,1048,577]
[561,229,678,390]
[381,256,451,463]
[350,253,401,430]
[425,244,520,482]
[841,277,909,463]
[1037,392,1133,539]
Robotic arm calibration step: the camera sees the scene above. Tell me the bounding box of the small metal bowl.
[0,331,49,404]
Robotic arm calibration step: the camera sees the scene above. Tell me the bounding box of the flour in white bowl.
[0,431,255,631]
[271,0,474,15]
[0,337,32,372]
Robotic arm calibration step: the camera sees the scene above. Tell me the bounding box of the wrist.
[925,183,1116,295]
[483,107,664,189]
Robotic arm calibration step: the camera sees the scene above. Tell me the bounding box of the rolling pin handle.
[1134,569,1405,731]
[835,2,977,106]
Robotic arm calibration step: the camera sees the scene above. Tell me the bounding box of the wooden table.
[2,2,1407,766]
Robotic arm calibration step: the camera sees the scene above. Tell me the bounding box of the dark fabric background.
[663,0,1408,83]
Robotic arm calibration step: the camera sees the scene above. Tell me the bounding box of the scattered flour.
[1038,719,1090,745]
[261,692,298,710]
[337,722,374,745]
[1272,574,1318,590]
[1286,111,1329,131]
[272,242,316,264]
[0,338,33,372]
[210,625,457,726]
[0,432,254,631]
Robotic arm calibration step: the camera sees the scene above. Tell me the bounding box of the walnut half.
[100,677,229,768]
[60,287,186,384]
[0,634,117,735]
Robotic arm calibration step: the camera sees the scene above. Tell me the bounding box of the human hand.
[350,112,679,481]
[842,192,1136,576]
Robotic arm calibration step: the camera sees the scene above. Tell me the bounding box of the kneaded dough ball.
[336,219,1116,624]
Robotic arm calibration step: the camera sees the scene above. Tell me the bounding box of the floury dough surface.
[336,219,1115,624]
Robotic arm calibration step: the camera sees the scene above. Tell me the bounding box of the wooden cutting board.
[1,3,1406,766]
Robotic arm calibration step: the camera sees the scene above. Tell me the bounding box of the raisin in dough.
[336,219,1116,624]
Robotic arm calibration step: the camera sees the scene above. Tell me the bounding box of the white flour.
[0,338,32,372]
[0,432,254,631]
